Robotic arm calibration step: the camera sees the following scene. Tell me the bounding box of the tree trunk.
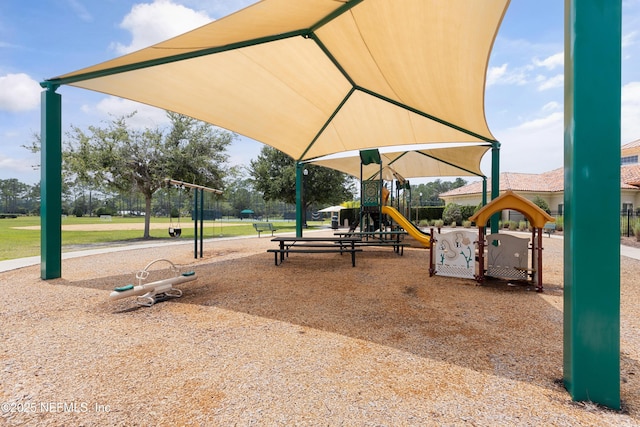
[143,195,152,239]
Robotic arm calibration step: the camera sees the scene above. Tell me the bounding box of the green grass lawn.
[0,216,324,261]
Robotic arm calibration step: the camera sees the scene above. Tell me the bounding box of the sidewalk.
[0,236,247,273]
[2,232,640,274]
[621,244,640,261]
[0,228,330,273]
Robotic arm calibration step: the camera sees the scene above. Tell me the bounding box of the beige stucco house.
[439,140,640,219]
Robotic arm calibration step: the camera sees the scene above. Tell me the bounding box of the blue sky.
[1,0,639,185]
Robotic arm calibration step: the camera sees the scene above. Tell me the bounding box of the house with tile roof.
[439,140,640,219]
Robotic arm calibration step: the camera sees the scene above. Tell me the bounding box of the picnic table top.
[271,236,361,242]
[335,230,407,236]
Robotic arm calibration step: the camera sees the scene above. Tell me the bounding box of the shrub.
[414,206,445,222]
[518,220,528,231]
[462,220,472,228]
[95,206,117,216]
[442,203,463,226]
[508,220,517,231]
[460,205,477,222]
[532,196,551,214]
[555,216,563,231]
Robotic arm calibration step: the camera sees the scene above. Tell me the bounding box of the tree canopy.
[411,178,468,206]
[249,146,356,208]
[64,111,234,237]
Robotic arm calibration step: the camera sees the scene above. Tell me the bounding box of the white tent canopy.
[45,0,509,171]
[317,205,344,213]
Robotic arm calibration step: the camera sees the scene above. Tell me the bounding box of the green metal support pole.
[490,141,500,233]
[482,177,487,207]
[40,84,62,279]
[199,188,204,258]
[194,188,198,259]
[295,162,303,237]
[564,0,621,409]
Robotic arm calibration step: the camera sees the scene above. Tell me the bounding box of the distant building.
[439,139,640,219]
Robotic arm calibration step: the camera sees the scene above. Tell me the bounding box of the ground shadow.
[63,247,569,394]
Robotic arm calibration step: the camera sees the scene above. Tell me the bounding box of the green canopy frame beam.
[299,32,498,161]
[563,0,621,409]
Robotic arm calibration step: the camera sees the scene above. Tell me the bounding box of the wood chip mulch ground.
[1,231,640,426]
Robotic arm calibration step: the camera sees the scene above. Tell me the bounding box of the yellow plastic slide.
[381,205,431,247]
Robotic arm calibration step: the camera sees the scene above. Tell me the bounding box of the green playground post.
[296,162,303,237]
[490,141,500,233]
[40,84,62,280]
[563,0,621,409]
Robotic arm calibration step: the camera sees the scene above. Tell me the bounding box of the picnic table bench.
[543,222,556,237]
[335,230,409,255]
[253,222,277,237]
[268,236,362,266]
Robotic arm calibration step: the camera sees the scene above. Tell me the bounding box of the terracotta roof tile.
[622,139,640,150]
[440,165,640,196]
[622,164,640,188]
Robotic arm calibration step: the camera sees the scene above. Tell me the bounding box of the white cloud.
[82,97,169,129]
[66,0,93,22]
[486,63,528,87]
[0,73,41,112]
[182,0,255,17]
[483,111,564,174]
[622,81,640,143]
[623,30,637,49]
[541,101,561,113]
[533,52,564,70]
[488,52,564,89]
[486,64,507,86]
[515,111,563,132]
[537,74,564,91]
[0,154,39,180]
[111,0,212,54]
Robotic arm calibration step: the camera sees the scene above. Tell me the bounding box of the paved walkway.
[2,233,640,274]
[0,236,251,273]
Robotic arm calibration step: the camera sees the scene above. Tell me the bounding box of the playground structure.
[358,150,431,247]
[469,191,555,292]
[37,2,623,408]
[381,206,431,247]
[429,190,554,292]
[164,179,223,259]
[109,258,197,307]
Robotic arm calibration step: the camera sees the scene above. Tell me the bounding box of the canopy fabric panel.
[310,145,491,181]
[47,0,509,164]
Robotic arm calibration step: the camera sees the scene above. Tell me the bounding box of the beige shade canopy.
[310,144,491,181]
[46,0,508,169]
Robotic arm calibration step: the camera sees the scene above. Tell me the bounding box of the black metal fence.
[621,210,640,237]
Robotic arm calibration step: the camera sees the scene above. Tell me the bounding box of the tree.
[249,146,356,209]
[532,196,551,214]
[412,178,468,206]
[442,203,463,226]
[64,112,234,237]
[0,178,32,214]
